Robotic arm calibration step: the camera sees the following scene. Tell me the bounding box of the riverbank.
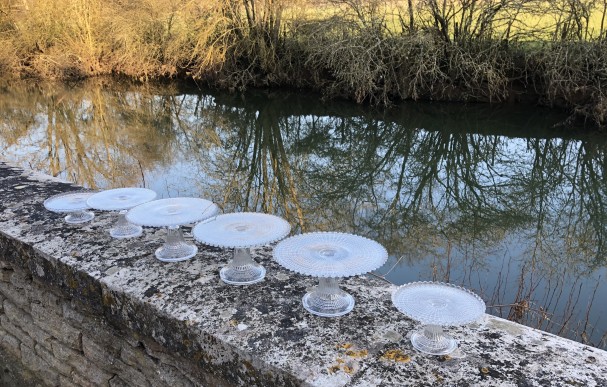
[1,0,607,128]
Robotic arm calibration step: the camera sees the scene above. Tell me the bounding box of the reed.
[2,0,607,128]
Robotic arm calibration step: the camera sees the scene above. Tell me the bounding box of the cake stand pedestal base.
[155,226,198,262]
[65,210,95,224]
[220,248,265,285]
[411,324,458,355]
[302,278,354,317]
[110,210,143,239]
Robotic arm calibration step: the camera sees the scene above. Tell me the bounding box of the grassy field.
[1,0,607,128]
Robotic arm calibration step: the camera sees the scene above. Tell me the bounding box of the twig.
[368,271,394,285]
[368,255,406,285]
[379,254,406,278]
[138,160,146,187]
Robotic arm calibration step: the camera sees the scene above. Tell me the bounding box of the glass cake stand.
[126,197,219,262]
[392,281,486,355]
[273,232,388,317]
[44,191,96,224]
[86,188,157,239]
[192,212,291,285]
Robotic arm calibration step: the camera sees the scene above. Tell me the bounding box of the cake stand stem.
[110,210,143,239]
[302,277,355,317]
[234,247,253,266]
[411,324,458,355]
[424,325,446,341]
[117,210,129,226]
[65,209,95,224]
[220,247,265,285]
[318,277,340,296]
[155,226,198,262]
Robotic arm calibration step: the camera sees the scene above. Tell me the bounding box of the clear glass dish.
[44,191,95,224]
[86,187,157,211]
[126,197,219,261]
[392,281,486,355]
[274,232,388,317]
[273,231,388,278]
[126,197,218,227]
[193,212,291,285]
[87,188,157,238]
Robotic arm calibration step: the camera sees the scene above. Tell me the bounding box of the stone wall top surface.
[0,162,606,386]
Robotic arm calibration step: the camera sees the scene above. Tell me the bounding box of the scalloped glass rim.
[86,187,157,211]
[126,197,219,227]
[273,231,388,278]
[44,190,95,213]
[391,281,486,326]
[192,212,291,248]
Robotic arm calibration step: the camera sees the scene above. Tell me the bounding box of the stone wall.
[0,259,229,386]
[1,162,607,386]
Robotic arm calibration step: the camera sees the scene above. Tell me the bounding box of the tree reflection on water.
[0,81,605,349]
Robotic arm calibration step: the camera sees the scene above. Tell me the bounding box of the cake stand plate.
[392,282,486,355]
[126,197,219,262]
[87,187,157,238]
[193,212,291,285]
[44,191,95,224]
[274,232,387,317]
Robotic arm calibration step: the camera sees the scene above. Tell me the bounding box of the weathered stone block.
[50,340,81,363]
[4,298,32,324]
[20,343,59,386]
[79,317,122,353]
[27,323,53,351]
[68,354,113,386]
[36,343,72,376]
[70,371,94,387]
[120,341,157,371]
[0,280,29,308]
[123,334,143,349]
[82,329,150,386]
[115,362,149,387]
[62,301,85,327]
[8,304,54,350]
[31,302,59,323]
[157,363,195,387]
[59,375,79,387]
[10,270,31,289]
[0,328,22,359]
[29,285,61,314]
[0,268,13,282]
[34,310,81,351]
[142,338,178,367]
[1,315,34,349]
[82,334,124,374]
[108,375,131,387]
[0,260,12,270]
[60,323,82,351]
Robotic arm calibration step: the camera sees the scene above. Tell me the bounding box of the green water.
[1,80,606,348]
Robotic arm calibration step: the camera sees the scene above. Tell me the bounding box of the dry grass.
[0,0,235,79]
[2,0,607,127]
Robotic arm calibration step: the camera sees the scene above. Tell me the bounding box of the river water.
[1,80,605,348]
